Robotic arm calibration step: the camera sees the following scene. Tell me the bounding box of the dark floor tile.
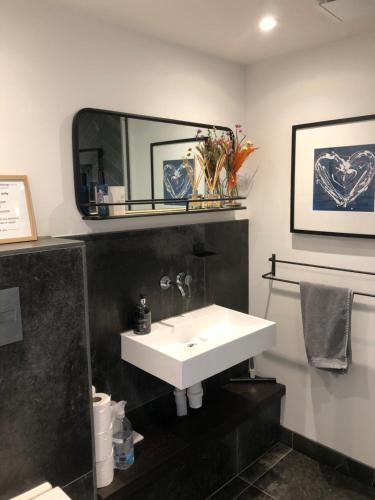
[290,431,375,489]
[336,458,375,487]
[237,485,276,499]
[240,442,292,484]
[293,431,345,469]
[255,450,375,500]
[208,477,249,500]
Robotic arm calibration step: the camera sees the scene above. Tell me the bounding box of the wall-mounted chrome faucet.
[160,273,192,297]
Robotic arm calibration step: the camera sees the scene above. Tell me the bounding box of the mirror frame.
[72,107,234,218]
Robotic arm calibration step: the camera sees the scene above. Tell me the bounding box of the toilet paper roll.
[95,423,113,462]
[93,393,112,434]
[96,449,114,488]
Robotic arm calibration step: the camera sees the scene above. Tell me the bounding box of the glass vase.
[205,191,221,209]
[224,176,241,207]
[188,191,203,210]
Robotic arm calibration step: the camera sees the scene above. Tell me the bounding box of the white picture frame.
[0,175,37,244]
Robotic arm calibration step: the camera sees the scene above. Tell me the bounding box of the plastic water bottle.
[112,401,134,470]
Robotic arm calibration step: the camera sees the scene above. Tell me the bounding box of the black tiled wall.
[0,241,94,499]
[77,220,249,410]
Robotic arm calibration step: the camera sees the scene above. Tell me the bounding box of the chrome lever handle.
[160,273,192,298]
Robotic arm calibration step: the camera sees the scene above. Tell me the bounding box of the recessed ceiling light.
[259,16,278,32]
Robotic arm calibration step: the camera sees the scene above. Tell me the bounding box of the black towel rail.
[262,254,375,299]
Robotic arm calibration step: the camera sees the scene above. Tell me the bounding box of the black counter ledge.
[0,236,84,256]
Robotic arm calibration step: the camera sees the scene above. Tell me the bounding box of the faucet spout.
[176,273,187,297]
[160,272,192,298]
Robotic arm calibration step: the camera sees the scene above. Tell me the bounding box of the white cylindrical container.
[95,423,113,462]
[187,382,203,409]
[93,393,112,434]
[173,388,188,416]
[92,386,96,397]
[96,449,114,488]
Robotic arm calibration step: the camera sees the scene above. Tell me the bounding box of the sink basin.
[121,304,276,389]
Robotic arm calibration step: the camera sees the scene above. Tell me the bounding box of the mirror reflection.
[73,108,251,218]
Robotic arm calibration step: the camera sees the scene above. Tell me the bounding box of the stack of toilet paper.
[93,389,114,488]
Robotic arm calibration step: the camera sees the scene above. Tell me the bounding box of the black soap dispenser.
[134,295,151,335]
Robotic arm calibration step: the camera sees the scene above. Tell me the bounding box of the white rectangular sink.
[121,304,276,389]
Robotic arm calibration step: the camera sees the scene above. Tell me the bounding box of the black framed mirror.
[72,108,246,219]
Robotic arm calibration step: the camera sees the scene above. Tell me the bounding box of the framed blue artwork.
[291,114,375,238]
[150,137,205,209]
[313,144,375,212]
[163,159,193,203]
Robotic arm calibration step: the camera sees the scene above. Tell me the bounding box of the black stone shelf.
[0,236,83,256]
[83,205,246,220]
[98,382,286,500]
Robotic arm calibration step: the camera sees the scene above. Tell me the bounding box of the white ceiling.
[54,0,375,64]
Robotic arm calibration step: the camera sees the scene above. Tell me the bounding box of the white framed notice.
[0,175,37,244]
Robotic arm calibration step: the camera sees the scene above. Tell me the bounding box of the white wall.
[246,31,375,467]
[0,0,245,236]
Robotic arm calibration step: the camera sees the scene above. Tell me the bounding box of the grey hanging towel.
[300,282,354,373]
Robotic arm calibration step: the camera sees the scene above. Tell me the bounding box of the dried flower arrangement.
[225,124,258,197]
[195,128,228,197]
[183,125,257,208]
[183,146,205,193]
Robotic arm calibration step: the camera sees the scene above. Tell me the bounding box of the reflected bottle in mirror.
[97,170,109,216]
[88,181,98,215]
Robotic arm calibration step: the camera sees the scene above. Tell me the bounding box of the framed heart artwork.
[151,137,205,209]
[291,114,375,238]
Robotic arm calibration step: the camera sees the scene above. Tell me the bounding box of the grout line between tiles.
[239,445,293,485]
[232,481,251,500]
[252,484,279,500]
[207,442,292,500]
[205,475,248,500]
[237,448,272,478]
[237,442,287,478]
